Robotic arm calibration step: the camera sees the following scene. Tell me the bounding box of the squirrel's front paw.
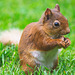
[57,39,65,48]
[57,37,71,48]
[64,38,71,48]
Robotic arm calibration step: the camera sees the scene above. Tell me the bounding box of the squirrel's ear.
[44,8,52,20]
[55,4,60,11]
[39,8,52,23]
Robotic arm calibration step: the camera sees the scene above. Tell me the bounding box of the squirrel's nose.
[66,28,70,34]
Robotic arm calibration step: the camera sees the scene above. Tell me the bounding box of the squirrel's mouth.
[49,31,69,39]
[57,30,70,38]
[60,29,70,35]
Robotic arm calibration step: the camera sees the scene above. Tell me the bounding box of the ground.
[0,0,75,75]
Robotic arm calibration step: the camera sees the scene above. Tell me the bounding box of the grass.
[0,0,75,75]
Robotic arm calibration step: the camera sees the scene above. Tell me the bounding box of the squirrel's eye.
[53,20,60,28]
[54,22,59,26]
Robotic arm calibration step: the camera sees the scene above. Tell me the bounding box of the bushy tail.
[0,29,23,45]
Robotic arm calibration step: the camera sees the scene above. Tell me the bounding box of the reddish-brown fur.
[18,4,71,74]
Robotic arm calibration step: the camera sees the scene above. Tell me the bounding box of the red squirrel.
[18,4,71,74]
[0,4,71,74]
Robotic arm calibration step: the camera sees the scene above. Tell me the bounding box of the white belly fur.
[31,48,62,69]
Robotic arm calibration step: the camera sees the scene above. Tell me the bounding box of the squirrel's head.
[39,4,70,38]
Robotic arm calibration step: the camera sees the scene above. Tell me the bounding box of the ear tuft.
[55,4,60,11]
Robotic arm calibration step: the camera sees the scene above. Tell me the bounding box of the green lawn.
[0,0,75,75]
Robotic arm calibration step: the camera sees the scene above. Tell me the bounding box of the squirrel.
[18,4,71,74]
[0,4,71,74]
